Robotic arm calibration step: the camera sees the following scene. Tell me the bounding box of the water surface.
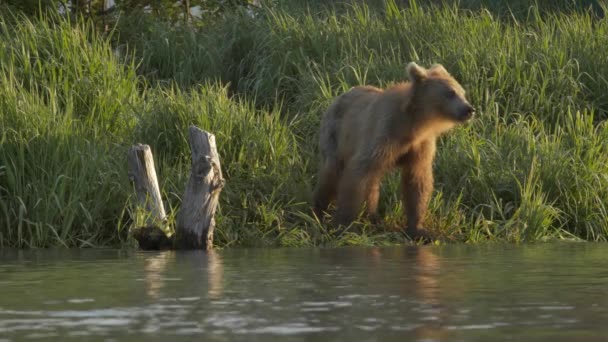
[1,243,607,341]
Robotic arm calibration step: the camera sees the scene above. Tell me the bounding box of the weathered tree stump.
[175,126,225,250]
[128,144,167,225]
[127,144,171,250]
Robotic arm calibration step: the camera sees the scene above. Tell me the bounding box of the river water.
[1,243,607,341]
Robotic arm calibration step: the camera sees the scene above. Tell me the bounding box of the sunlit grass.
[1,0,608,248]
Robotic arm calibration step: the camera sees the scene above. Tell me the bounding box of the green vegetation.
[1,0,608,248]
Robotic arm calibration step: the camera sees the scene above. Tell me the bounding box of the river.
[1,242,607,341]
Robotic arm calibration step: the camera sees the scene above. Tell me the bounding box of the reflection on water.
[141,249,224,300]
[142,251,172,299]
[413,246,442,305]
[1,243,608,341]
[206,250,224,299]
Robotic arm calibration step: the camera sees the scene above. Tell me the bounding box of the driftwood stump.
[128,144,167,225]
[128,144,172,250]
[175,126,225,250]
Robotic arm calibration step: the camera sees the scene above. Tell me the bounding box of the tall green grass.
[0,13,140,247]
[0,10,313,248]
[1,0,608,248]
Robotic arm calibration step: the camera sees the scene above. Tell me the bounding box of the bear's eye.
[446,89,457,99]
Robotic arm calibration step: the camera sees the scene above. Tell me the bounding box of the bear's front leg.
[400,140,436,241]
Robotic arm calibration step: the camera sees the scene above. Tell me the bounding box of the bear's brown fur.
[313,62,474,240]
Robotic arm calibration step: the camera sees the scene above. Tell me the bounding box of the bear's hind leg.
[365,178,381,224]
[313,160,340,221]
[334,159,381,227]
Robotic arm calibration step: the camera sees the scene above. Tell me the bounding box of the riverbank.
[1,0,607,248]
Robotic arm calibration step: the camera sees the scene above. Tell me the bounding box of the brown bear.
[312,62,474,240]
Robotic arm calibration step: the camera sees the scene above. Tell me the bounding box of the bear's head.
[407,62,475,123]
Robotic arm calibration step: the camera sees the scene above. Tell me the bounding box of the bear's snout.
[459,104,475,121]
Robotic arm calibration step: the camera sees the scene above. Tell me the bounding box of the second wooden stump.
[175,126,225,250]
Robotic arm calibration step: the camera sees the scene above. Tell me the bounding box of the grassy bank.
[1,0,608,248]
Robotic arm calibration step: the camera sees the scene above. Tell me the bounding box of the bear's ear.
[407,62,427,83]
[429,64,449,75]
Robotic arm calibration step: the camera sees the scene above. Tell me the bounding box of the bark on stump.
[176,126,225,250]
